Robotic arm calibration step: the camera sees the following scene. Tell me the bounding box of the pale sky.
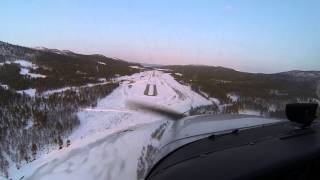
[1,0,320,73]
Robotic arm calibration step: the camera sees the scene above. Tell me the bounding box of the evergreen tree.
[66,139,71,147]
[58,136,63,149]
[31,143,37,159]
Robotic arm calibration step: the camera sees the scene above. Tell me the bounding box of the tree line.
[0,83,118,178]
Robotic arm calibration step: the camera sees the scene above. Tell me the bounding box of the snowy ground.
[9,70,212,180]
[3,59,47,79]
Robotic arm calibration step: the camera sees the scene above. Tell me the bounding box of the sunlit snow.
[17,89,37,97]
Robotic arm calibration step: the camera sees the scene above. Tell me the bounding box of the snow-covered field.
[9,70,212,180]
[41,81,112,96]
[1,59,46,80]
[17,88,37,97]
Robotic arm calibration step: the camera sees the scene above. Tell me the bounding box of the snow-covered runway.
[10,70,212,180]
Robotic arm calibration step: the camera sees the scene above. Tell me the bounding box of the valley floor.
[9,70,211,180]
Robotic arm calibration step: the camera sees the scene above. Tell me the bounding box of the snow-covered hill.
[9,70,212,180]
[0,41,141,93]
[279,70,320,79]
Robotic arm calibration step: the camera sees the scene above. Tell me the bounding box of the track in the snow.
[144,84,157,96]
[144,84,150,95]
